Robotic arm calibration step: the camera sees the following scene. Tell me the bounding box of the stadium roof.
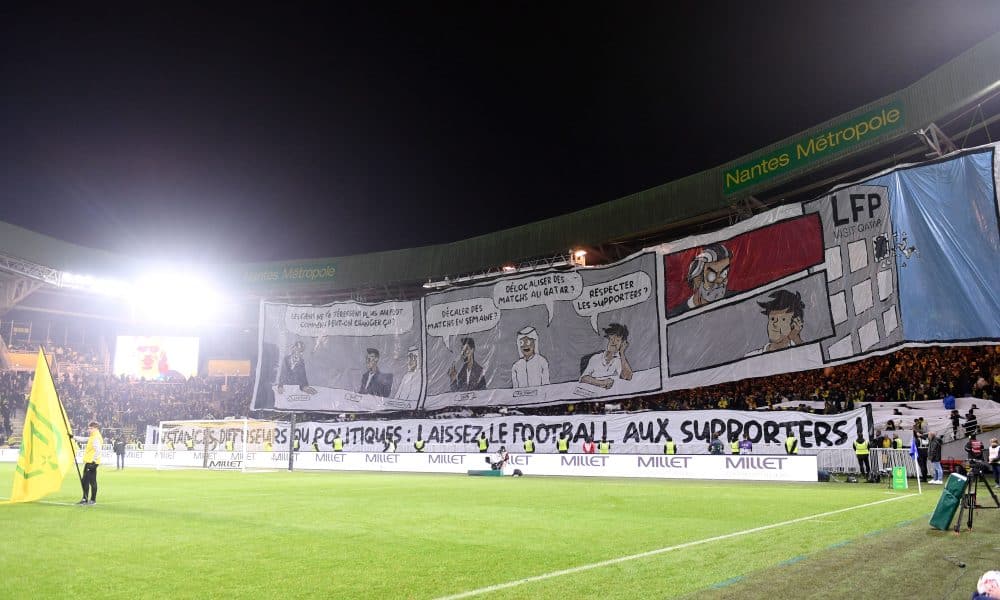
[2,31,1000,299]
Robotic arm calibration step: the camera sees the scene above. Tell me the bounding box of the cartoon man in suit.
[449,337,486,392]
[359,348,393,397]
[276,340,317,395]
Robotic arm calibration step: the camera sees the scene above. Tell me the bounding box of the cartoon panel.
[666,271,835,376]
[664,214,824,319]
[422,252,663,410]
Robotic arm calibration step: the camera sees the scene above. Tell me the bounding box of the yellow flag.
[9,349,76,503]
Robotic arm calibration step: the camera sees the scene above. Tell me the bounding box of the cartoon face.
[365,352,380,372]
[519,336,536,359]
[407,352,419,372]
[696,257,730,302]
[767,309,795,343]
[606,334,624,354]
[461,342,474,362]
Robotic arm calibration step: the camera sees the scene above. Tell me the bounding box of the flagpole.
[42,346,84,489]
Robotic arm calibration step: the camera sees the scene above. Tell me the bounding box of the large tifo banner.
[253,145,1000,412]
[661,145,1000,390]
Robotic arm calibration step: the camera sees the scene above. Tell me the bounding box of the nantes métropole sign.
[723,101,904,194]
[237,260,337,288]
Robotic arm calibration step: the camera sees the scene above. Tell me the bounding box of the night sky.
[2,3,999,265]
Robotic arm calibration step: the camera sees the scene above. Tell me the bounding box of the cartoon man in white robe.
[511,326,550,387]
[394,345,422,401]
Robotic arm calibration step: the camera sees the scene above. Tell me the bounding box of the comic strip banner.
[228,407,870,453]
[662,145,1000,391]
[251,146,1000,412]
[421,252,662,410]
[252,299,424,412]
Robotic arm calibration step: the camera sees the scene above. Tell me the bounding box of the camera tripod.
[953,466,1000,532]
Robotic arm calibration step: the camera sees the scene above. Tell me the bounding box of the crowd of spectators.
[1,344,998,442]
[52,373,253,439]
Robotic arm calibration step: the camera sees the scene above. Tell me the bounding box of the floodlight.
[128,270,224,325]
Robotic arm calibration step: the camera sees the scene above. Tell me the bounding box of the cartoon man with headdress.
[395,345,422,401]
[511,326,550,388]
[745,289,805,356]
[670,243,732,317]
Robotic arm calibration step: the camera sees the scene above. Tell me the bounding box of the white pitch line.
[434,494,918,600]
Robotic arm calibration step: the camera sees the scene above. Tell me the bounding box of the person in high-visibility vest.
[556,434,570,454]
[184,438,194,451]
[225,440,235,452]
[293,439,300,452]
[784,435,799,455]
[414,438,426,452]
[311,441,320,452]
[891,434,903,450]
[853,434,870,476]
[597,438,611,454]
[664,438,677,455]
[477,432,489,453]
[333,434,344,452]
[79,421,103,505]
[523,438,535,453]
[730,436,740,455]
[264,441,274,452]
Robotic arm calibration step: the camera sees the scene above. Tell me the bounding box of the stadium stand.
[0,33,999,461]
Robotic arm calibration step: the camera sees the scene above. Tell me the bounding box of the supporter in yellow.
[79,421,103,506]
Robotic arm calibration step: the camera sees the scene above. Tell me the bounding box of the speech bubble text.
[425,298,500,349]
[573,271,652,333]
[285,302,414,337]
[492,272,583,324]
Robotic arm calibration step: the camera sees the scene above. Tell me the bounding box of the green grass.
[1,464,994,599]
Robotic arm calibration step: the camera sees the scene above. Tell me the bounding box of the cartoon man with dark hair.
[746,289,805,356]
[449,337,486,392]
[671,243,732,317]
[511,326,550,388]
[276,340,317,395]
[359,348,393,397]
[580,323,633,389]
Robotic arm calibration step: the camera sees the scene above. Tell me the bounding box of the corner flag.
[8,349,77,503]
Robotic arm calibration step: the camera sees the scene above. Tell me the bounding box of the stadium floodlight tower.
[156,418,287,472]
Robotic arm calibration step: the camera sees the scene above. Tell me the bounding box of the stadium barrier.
[0,448,818,482]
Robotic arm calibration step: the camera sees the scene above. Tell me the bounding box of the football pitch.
[2,463,996,599]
